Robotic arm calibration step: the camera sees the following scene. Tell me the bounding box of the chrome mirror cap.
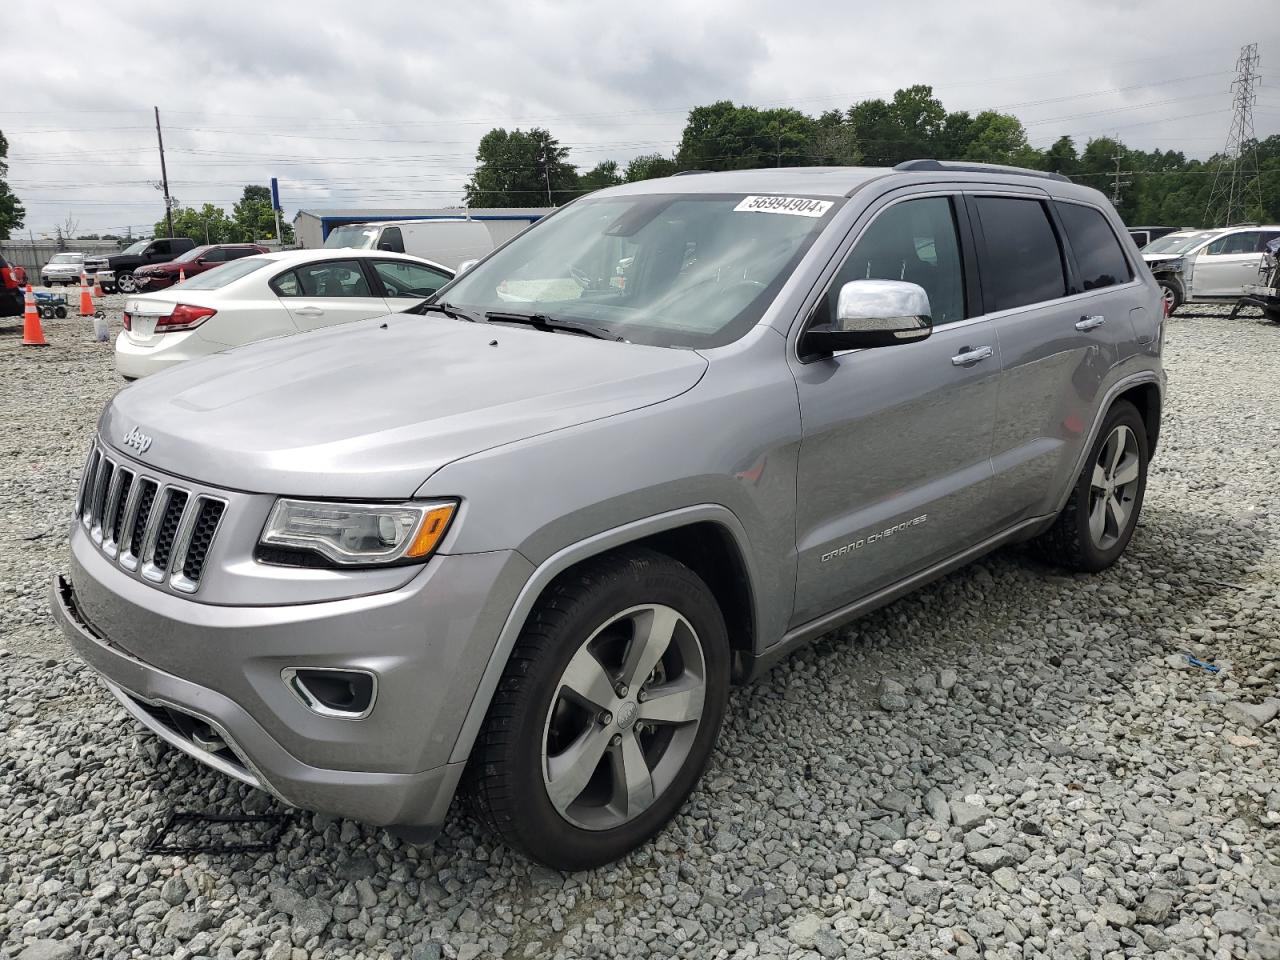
[835,279,932,340]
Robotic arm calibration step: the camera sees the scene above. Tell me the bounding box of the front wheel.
[1158,281,1182,315]
[1034,401,1149,572]
[115,273,138,293]
[467,548,729,870]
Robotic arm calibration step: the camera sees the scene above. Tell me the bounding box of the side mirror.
[456,258,479,275]
[800,280,933,357]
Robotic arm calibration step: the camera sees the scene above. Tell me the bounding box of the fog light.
[281,667,377,720]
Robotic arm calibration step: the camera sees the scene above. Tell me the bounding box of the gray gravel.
[2,302,1278,960]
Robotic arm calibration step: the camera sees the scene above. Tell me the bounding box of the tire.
[1264,306,1280,325]
[467,547,730,870]
[54,305,67,319]
[1158,280,1182,315]
[1034,400,1149,572]
[116,273,138,293]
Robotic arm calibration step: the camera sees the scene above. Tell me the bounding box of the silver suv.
[52,161,1165,869]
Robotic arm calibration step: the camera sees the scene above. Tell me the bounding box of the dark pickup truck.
[85,237,197,294]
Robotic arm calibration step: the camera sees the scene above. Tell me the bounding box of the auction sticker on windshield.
[734,196,833,217]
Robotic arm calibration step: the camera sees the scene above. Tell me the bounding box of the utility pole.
[1110,152,1132,205]
[541,142,554,207]
[154,106,174,238]
[1205,43,1263,226]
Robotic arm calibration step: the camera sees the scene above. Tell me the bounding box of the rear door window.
[972,196,1066,311]
[201,248,229,263]
[1205,232,1260,256]
[1057,202,1132,290]
[273,260,373,297]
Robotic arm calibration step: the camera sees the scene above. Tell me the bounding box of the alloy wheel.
[1160,284,1176,314]
[541,603,706,831]
[1088,424,1141,550]
[117,274,137,293]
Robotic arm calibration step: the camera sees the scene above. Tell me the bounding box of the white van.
[323,218,535,270]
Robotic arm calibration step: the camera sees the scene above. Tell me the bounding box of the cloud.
[1,0,1261,234]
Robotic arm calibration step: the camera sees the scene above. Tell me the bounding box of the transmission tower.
[1204,43,1263,226]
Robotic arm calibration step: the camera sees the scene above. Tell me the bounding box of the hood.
[1143,253,1183,264]
[101,313,708,498]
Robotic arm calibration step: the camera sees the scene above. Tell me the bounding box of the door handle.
[951,345,993,366]
[294,306,324,317]
[1075,314,1106,331]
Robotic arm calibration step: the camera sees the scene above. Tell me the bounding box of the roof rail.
[894,159,1072,183]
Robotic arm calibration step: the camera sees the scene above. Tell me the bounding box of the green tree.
[961,111,1038,166]
[578,160,623,193]
[156,204,238,245]
[232,184,292,242]
[0,130,25,240]
[464,128,577,207]
[1042,136,1081,177]
[625,153,678,182]
[676,101,816,170]
[809,110,862,166]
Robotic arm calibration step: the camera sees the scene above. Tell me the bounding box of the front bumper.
[51,535,531,829]
[133,274,174,290]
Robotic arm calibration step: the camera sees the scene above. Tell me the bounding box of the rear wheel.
[467,548,729,870]
[1034,400,1148,572]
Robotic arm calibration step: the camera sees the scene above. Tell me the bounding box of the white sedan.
[115,249,454,379]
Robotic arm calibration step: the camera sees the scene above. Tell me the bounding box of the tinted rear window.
[1058,203,1132,290]
[974,196,1066,311]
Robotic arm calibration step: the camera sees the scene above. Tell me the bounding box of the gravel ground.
[1,300,1278,960]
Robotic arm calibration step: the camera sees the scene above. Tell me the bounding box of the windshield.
[120,240,149,255]
[324,224,380,249]
[177,256,269,290]
[437,193,839,349]
[49,253,83,263]
[1144,231,1219,255]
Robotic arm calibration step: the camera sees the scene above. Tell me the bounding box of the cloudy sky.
[2,0,1274,235]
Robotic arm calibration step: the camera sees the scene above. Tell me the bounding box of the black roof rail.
[894,159,1072,183]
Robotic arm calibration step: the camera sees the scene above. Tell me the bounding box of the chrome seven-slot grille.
[75,444,227,594]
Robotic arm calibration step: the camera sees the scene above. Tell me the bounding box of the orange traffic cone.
[21,285,47,346]
[178,266,186,284]
[79,273,95,318]
[92,273,104,298]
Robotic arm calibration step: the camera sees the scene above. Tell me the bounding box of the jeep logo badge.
[122,426,153,455]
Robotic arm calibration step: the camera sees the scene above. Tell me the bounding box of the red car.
[132,243,269,290]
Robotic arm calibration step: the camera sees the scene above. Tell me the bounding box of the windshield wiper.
[483,311,620,341]
[413,301,476,321]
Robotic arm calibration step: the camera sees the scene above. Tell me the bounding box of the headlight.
[260,499,457,566]
[1162,258,1185,273]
